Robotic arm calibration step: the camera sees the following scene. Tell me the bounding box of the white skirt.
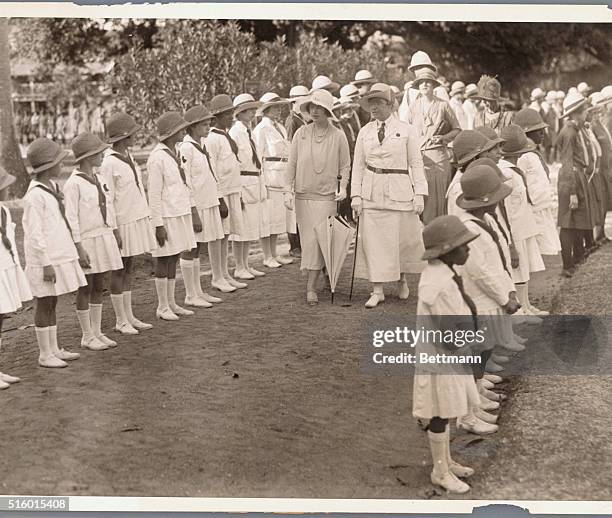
[26,260,87,298]
[221,192,245,237]
[355,209,426,283]
[512,235,546,284]
[268,190,296,235]
[0,264,32,314]
[476,307,510,352]
[533,207,561,256]
[81,233,124,275]
[412,373,481,419]
[295,199,337,271]
[195,206,225,243]
[118,217,158,257]
[232,199,271,242]
[151,214,197,258]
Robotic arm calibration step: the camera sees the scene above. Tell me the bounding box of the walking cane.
[349,215,360,300]
[331,174,342,305]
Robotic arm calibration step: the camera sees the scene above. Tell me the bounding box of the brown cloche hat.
[457,163,512,210]
[105,112,141,143]
[26,138,69,175]
[422,215,479,260]
[500,124,537,156]
[513,108,549,133]
[156,111,191,141]
[452,130,501,167]
[72,132,110,163]
[184,105,215,126]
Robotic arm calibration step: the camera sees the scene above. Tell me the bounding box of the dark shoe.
[289,248,302,258]
[561,269,573,278]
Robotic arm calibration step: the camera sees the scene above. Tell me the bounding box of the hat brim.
[211,106,235,116]
[502,141,537,157]
[474,94,510,103]
[457,139,502,166]
[311,82,340,94]
[186,114,215,126]
[258,99,290,116]
[456,182,512,210]
[0,174,17,192]
[562,98,589,118]
[300,100,337,121]
[159,120,192,141]
[358,92,394,112]
[351,78,376,86]
[107,124,141,144]
[409,64,438,73]
[234,101,262,115]
[422,230,479,260]
[450,89,466,98]
[412,76,442,89]
[74,142,111,163]
[31,149,70,175]
[522,122,549,133]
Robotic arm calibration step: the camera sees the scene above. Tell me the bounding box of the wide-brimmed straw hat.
[562,91,588,118]
[340,84,360,99]
[257,92,290,116]
[209,94,235,116]
[513,108,549,133]
[351,69,376,86]
[0,166,16,192]
[311,75,340,94]
[184,105,215,125]
[412,68,441,89]
[105,112,141,144]
[422,215,479,260]
[457,164,512,210]
[289,85,310,103]
[300,89,336,119]
[589,91,612,111]
[409,51,437,73]
[465,83,479,98]
[474,75,508,102]
[601,85,612,101]
[156,111,190,141]
[27,138,69,175]
[72,132,110,163]
[450,81,466,97]
[452,130,500,166]
[500,124,536,156]
[233,94,262,115]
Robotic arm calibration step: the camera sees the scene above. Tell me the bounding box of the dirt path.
[0,206,587,500]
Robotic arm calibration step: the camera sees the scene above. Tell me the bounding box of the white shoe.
[527,304,549,316]
[457,414,499,435]
[501,340,525,352]
[492,353,510,364]
[248,267,265,277]
[184,296,213,308]
[483,373,503,384]
[81,336,110,351]
[263,258,282,268]
[226,277,247,289]
[430,471,470,494]
[481,378,495,390]
[275,255,293,265]
[474,409,498,424]
[38,355,68,368]
[480,385,505,402]
[115,322,139,335]
[156,308,179,321]
[200,292,222,303]
[479,396,500,411]
[0,372,20,384]
[170,303,194,316]
[96,334,117,348]
[514,307,543,325]
[211,280,236,293]
[485,359,504,373]
[55,348,81,361]
[0,378,9,389]
[398,281,410,300]
[234,269,255,280]
[449,460,475,478]
[365,293,385,308]
[129,318,153,330]
[514,333,527,344]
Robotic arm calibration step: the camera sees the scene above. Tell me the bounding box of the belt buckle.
[373,166,383,174]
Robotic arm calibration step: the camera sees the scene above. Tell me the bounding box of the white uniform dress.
[445,170,466,218]
[146,143,197,257]
[351,114,428,283]
[517,151,561,255]
[205,128,245,237]
[412,260,481,419]
[100,149,157,257]
[178,135,225,243]
[253,116,296,235]
[0,206,32,314]
[63,170,123,274]
[498,159,545,283]
[462,98,478,130]
[229,121,271,241]
[22,180,87,297]
[457,212,515,349]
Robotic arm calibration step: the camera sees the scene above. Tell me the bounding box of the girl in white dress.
[0,169,32,389]
[23,138,88,368]
[64,133,124,351]
[178,105,227,305]
[101,112,157,335]
[147,112,201,321]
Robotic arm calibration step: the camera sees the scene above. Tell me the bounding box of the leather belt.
[240,171,260,177]
[263,157,288,162]
[366,164,410,175]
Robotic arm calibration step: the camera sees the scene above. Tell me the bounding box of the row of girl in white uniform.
[0,93,299,384]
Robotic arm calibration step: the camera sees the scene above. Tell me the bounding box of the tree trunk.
[0,18,29,197]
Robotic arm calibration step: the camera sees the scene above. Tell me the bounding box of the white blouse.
[498,159,540,241]
[517,152,555,212]
[204,129,243,197]
[253,116,290,191]
[178,134,220,210]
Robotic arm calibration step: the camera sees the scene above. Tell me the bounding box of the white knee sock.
[123,291,135,322]
[77,309,94,342]
[167,278,178,307]
[111,293,128,326]
[192,258,205,296]
[35,326,51,359]
[155,278,169,310]
[89,303,103,337]
[48,325,61,355]
[179,259,196,298]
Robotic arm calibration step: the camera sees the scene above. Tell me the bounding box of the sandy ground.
[0,206,606,500]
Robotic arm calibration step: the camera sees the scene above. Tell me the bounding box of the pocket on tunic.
[242,182,261,204]
[387,175,414,202]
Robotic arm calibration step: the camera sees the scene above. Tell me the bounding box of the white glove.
[351,196,363,219]
[334,187,347,202]
[413,195,424,215]
[283,192,294,210]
